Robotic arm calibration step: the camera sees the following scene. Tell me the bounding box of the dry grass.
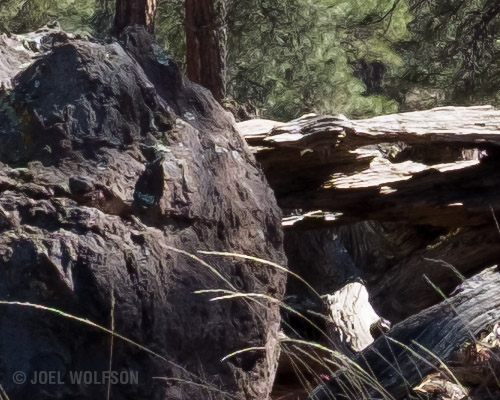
[0,246,498,400]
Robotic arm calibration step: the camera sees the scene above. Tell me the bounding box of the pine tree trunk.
[114,0,157,35]
[185,0,225,102]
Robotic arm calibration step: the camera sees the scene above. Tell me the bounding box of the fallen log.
[239,107,500,230]
[310,266,500,400]
[241,109,500,321]
[324,281,389,353]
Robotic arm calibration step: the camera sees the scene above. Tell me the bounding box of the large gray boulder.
[0,26,286,399]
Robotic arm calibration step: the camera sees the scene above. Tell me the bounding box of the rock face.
[0,27,286,399]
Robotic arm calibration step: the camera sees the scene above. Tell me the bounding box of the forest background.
[1,0,499,122]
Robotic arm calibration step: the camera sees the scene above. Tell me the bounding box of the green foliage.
[7,0,500,120]
[224,0,409,120]
[394,0,500,109]
[0,0,106,36]
[155,0,185,63]
[0,0,410,121]
[15,0,500,121]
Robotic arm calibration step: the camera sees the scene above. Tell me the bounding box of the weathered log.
[283,218,500,322]
[241,109,500,321]
[239,107,500,230]
[324,282,388,353]
[311,266,500,400]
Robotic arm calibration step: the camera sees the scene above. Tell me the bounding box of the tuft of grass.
[106,288,115,400]
[197,251,322,299]
[0,384,10,400]
[220,347,267,362]
[3,245,496,400]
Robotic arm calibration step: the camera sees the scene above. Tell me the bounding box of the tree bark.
[238,106,500,230]
[114,0,157,35]
[311,266,500,400]
[239,107,500,321]
[185,0,225,102]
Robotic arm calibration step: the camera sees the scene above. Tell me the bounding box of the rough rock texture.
[0,27,286,400]
[0,24,72,89]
